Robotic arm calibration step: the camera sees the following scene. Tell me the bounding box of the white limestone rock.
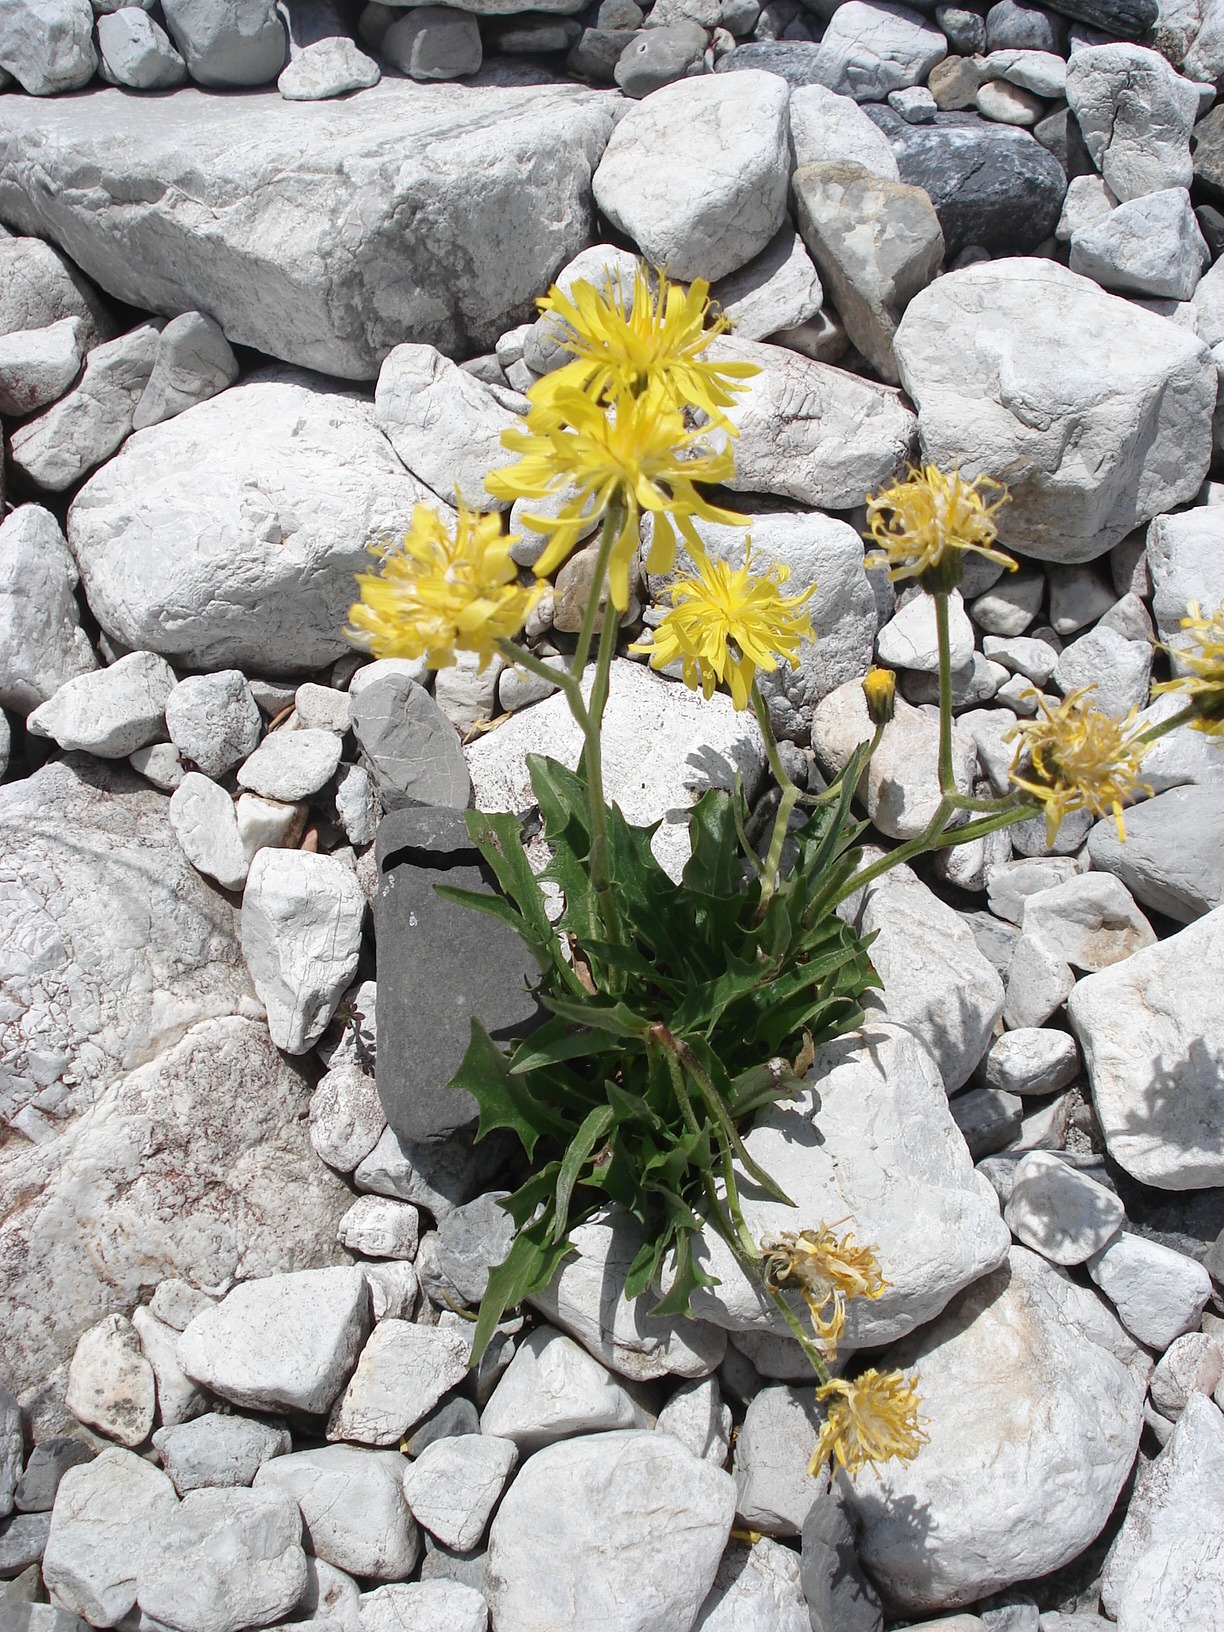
[241,849,366,1054]
[359,1580,486,1632]
[710,228,824,344]
[97,7,187,89]
[683,1022,1010,1348]
[131,1306,208,1428]
[169,774,249,893]
[732,1385,823,1537]
[1147,502,1224,652]
[254,1444,419,1581]
[325,1320,470,1445]
[161,0,286,86]
[644,508,878,741]
[1065,42,1199,203]
[152,1413,292,1496]
[847,1247,1146,1614]
[0,316,86,417]
[401,1434,518,1552]
[375,343,521,511]
[656,1376,732,1466]
[336,1196,419,1260]
[10,322,163,493]
[1088,1231,1213,1349]
[165,671,262,780]
[692,1535,808,1632]
[0,235,114,351]
[876,589,974,673]
[813,1,947,101]
[237,792,309,864]
[1150,1332,1222,1420]
[0,0,96,95]
[1021,872,1156,972]
[133,311,238,430]
[788,83,901,180]
[237,728,344,802]
[278,35,380,99]
[1068,907,1224,1189]
[177,1265,371,1415]
[310,1066,386,1174]
[65,1315,156,1448]
[68,373,435,672]
[1004,1150,1125,1264]
[485,1429,735,1632]
[530,1209,727,1383]
[1070,187,1209,301]
[979,1028,1080,1097]
[42,1449,177,1629]
[709,335,917,509]
[465,658,765,883]
[481,1327,647,1452]
[27,651,175,759]
[136,1486,307,1632]
[592,72,791,283]
[893,258,1215,563]
[0,81,613,379]
[0,506,96,714]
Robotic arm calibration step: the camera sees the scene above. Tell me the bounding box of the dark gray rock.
[949,1086,1025,1159]
[962,909,1023,982]
[161,0,287,87]
[985,0,1066,50]
[566,26,639,80]
[801,1482,883,1632]
[491,16,582,52]
[404,1396,481,1457]
[614,21,706,94]
[1193,105,1224,207]
[1040,0,1156,37]
[350,675,471,813]
[420,1192,516,1306]
[936,3,987,51]
[381,7,482,79]
[0,1391,19,1521]
[1086,787,1224,924]
[374,806,541,1144]
[868,107,1067,256]
[714,38,829,84]
[419,1533,487,1595]
[1034,103,1097,179]
[0,1513,50,1578]
[13,1441,93,1515]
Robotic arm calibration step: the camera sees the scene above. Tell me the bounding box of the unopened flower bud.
[862,667,896,727]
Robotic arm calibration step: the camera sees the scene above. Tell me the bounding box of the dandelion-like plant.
[1151,600,1224,736]
[760,1225,889,1356]
[1006,686,1153,846]
[531,263,756,427]
[348,501,542,671]
[633,542,816,711]
[861,666,897,727]
[865,464,1013,593]
[810,1369,929,1479]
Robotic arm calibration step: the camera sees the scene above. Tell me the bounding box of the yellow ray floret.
[865,464,1014,592]
[348,501,541,671]
[529,263,757,428]
[810,1369,929,1479]
[486,384,745,613]
[631,542,815,712]
[1151,600,1224,737]
[760,1225,889,1356]
[1006,686,1153,846]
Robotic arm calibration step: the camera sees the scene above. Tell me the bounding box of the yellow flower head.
[529,263,757,429]
[861,666,897,727]
[631,542,815,712]
[810,1369,929,1480]
[487,383,744,613]
[1151,600,1224,736]
[348,501,541,671]
[865,464,1014,593]
[760,1225,889,1356]
[1006,686,1153,846]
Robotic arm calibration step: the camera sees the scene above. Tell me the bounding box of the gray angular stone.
[877,587,975,674]
[375,343,519,511]
[0,0,96,94]
[152,1413,291,1497]
[1056,172,1118,243]
[177,1266,371,1415]
[136,1486,306,1632]
[894,258,1215,562]
[14,1441,93,1516]
[354,1126,498,1220]
[950,1085,1025,1159]
[41,1449,177,1629]
[326,1320,470,1446]
[485,1429,735,1632]
[381,7,482,77]
[350,676,471,814]
[278,34,380,98]
[0,1392,20,1523]
[848,1247,1145,1615]
[793,160,943,384]
[614,21,706,94]
[693,1534,809,1631]
[403,1396,479,1458]
[240,849,366,1054]
[1002,930,1075,1030]
[788,82,900,179]
[0,506,96,716]
[28,651,175,759]
[132,1304,208,1428]
[0,82,611,381]
[970,568,1044,636]
[418,1192,512,1307]
[1021,872,1156,972]
[1065,42,1198,203]
[1089,1229,1213,1349]
[481,1327,646,1452]
[237,728,344,802]
[160,0,286,86]
[0,317,86,419]
[132,312,238,430]
[165,672,262,780]
[732,1385,823,1537]
[1086,786,1224,922]
[0,237,113,352]
[97,7,187,88]
[254,1445,419,1581]
[1071,187,1209,300]
[593,71,791,283]
[801,1484,883,1632]
[169,774,249,893]
[655,1377,731,1465]
[1069,906,1224,1188]
[10,322,162,494]
[401,1434,517,1553]
[813,1,947,100]
[0,1512,51,1577]
[709,227,823,343]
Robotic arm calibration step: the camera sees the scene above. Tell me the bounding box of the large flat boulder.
[0,81,614,380]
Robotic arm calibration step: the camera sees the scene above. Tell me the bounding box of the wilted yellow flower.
[487,384,744,612]
[632,543,815,711]
[810,1369,929,1479]
[1151,600,1224,736]
[348,502,541,671]
[865,465,1013,593]
[861,666,896,727]
[760,1226,889,1355]
[530,264,757,428]
[1007,686,1153,846]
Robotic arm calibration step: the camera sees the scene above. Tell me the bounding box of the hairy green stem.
[1139,703,1199,742]
[935,591,957,797]
[570,504,623,683]
[757,781,800,917]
